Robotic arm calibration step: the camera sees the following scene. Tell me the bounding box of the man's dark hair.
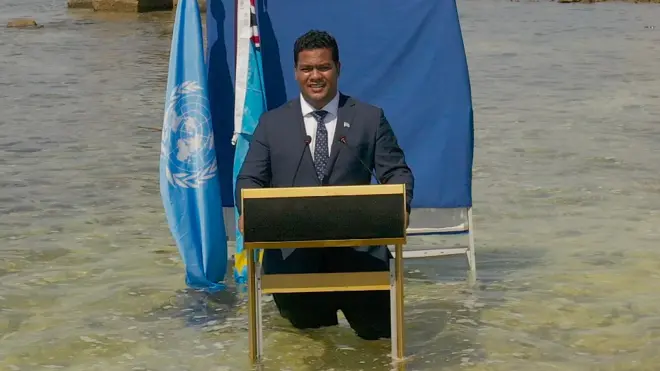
[293,30,339,66]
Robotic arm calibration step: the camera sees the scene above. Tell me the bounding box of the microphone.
[338,136,381,184]
[291,135,312,186]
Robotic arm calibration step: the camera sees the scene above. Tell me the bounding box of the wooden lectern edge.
[241,183,405,199]
[260,271,390,294]
[244,237,406,250]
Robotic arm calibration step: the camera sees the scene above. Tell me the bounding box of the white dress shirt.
[300,92,339,160]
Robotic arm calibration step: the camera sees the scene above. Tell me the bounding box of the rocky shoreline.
[5,0,659,27]
[555,0,660,2]
[65,0,206,12]
[62,0,658,12]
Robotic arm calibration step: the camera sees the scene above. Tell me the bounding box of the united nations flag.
[160,0,228,292]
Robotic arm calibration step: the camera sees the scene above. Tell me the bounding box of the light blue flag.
[160,0,228,292]
[232,0,267,285]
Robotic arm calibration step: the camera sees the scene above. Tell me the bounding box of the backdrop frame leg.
[466,207,477,286]
[389,258,398,359]
[393,243,405,360]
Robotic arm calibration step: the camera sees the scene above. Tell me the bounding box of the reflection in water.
[1,0,660,370]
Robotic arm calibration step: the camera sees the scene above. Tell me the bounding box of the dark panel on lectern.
[243,194,405,243]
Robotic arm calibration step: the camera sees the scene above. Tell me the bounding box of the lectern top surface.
[241,184,405,199]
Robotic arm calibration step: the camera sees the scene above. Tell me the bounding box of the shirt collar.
[300,91,339,118]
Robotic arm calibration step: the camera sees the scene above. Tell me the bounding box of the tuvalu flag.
[232,0,267,284]
[160,0,228,292]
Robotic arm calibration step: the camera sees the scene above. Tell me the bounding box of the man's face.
[295,48,340,109]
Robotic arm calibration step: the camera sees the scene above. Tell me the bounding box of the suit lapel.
[325,94,356,178]
[290,98,320,185]
[291,98,307,146]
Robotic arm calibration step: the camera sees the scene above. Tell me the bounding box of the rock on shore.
[67,0,659,11]
[67,0,207,12]
[556,0,660,2]
[67,0,93,9]
[92,0,172,12]
[173,0,206,12]
[6,18,43,28]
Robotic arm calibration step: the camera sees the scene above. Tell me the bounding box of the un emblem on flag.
[161,81,217,188]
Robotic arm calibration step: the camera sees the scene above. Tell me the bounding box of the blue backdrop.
[207,0,474,209]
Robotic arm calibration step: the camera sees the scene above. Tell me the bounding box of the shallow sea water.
[1,0,660,370]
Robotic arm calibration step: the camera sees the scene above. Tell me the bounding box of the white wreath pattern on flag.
[161,81,217,188]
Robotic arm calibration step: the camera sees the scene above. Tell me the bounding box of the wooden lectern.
[241,184,407,364]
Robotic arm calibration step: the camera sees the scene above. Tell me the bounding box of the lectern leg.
[390,244,405,361]
[255,261,264,358]
[389,258,397,357]
[247,253,260,363]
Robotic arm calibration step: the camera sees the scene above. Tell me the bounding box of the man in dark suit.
[236,30,414,340]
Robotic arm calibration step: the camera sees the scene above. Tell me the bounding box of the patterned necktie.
[312,110,329,181]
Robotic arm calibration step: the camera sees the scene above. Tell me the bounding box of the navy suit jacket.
[235,93,414,261]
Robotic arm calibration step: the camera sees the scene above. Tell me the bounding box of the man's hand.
[238,215,244,234]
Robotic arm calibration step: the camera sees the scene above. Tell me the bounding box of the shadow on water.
[284,293,483,371]
[165,287,240,325]
[409,245,547,284]
[249,245,545,370]
[140,263,243,328]
[131,242,544,369]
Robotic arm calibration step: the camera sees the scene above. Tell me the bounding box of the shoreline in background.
[63,0,660,14]
[8,0,660,28]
